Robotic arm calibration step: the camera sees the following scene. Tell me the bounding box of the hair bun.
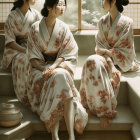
[41,7,49,17]
[121,0,129,6]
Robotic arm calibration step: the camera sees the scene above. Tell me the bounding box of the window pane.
[33,0,78,29]
[59,0,78,29]
[123,1,140,29]
[0,0,14,23]
[82,0,106,29]
[31,0,45,12]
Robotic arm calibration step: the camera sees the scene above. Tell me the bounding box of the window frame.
[78,0,140,34]
[0,1,140,34]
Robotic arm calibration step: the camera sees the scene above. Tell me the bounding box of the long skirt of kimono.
[80,54,121,118]
[12,52,31,108]
[26,65,88,132]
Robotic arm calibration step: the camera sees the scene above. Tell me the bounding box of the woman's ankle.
[69,134,75,140]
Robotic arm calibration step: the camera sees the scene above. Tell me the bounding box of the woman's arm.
[96,48,112,58]
[49,57,64,70]
[30,58,46,71]
[42,57,64,80]
[30,57,64,72]
[6,42,26,53]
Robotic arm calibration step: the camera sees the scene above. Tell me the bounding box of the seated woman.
[1,0,41,107]
[26,0,88,140]
[80,0,139,128]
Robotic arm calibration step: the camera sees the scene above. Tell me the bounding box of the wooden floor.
[27,131,133,140]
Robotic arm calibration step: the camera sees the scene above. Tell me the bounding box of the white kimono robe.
[80,12,137,118]
[2,8,41,69]
[1,8,41,106]
[26,18,88,132]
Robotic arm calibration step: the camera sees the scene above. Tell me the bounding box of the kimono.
[80,12,137,118]
[26,18,88,132]
[1,8,41,106]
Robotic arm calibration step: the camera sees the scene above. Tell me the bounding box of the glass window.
[32,0,78,29]
[123,0,140,29]
[31,0,45,12]
[82,0,106,29]
[59,0,78,29]
[0,0,140,33]
[0,0,14,23]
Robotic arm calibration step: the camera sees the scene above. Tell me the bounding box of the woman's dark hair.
[109,0,129,13]
[41,0,67,17]
[11,0,29,11]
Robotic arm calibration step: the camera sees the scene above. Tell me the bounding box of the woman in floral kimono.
[80,0,139,128]
[1,0,41,109]
[26,0,88,140]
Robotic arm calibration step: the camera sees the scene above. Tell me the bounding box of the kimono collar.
[39,17,60,50]
[108,12,121,29]
[16,8,30,21]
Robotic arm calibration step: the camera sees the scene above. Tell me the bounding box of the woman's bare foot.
[69,135,75,140]
[100,117,112,128]
[52,136,59,140]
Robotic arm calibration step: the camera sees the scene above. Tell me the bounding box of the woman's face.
[48,0,66,17]
[50,0,66,17]
[101,0,110,11]
[56,0,66,16]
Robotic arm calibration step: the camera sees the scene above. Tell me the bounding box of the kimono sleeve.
[110,21,135,72]
[58,25,78,60]
[57,25,78,78]
[27,24,43,61]
[34,9,42,21]
[4,17,16,46]
[95,19,109,52]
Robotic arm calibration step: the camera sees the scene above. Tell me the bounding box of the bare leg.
[51,121,60,140]
[64,98,75,140]
[100,117,112,128]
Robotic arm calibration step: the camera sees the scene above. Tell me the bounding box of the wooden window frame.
[78,1,140,34]
[0,1,140,34]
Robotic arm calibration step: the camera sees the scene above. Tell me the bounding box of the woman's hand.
[7,42,26,53]
[30,59,46,72]
[105,49,112,57]
[42,67,54,80]
[96,49,112,58]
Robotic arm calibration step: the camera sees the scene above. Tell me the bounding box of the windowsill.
[72,30,140,36]
[72,30,98,35]
[0,29,140,36]
[0,30,4,34]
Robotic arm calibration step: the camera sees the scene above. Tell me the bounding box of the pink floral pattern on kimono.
[80,12,136,118]
[26,18,88,132]
[2,8,41,69]
[1,8,41,108]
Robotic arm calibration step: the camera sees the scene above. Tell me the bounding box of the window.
[0,0,140,34]
[123,0,140,34]
[0,0,14,22]
[81,0,106,29]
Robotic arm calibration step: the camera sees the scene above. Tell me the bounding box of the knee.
[85,54,102,65]
[84,55,105,70]
[53,68,68,79]
[87,54,105,62]
[86,55,97,63]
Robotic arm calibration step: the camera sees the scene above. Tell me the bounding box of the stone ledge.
[131,121,140,140]
[0,54,140,105]
[0,96,139,140]
[0,67,129,105]
[1,34,140,54]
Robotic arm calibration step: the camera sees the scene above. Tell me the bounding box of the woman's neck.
[20,3,29,16]
[109,6,119,25]
[46,14,56,28]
